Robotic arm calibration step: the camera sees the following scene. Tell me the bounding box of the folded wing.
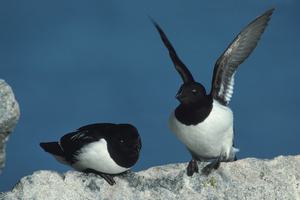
[60,123,115,163]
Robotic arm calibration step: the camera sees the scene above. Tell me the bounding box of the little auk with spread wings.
[152,8,274,176]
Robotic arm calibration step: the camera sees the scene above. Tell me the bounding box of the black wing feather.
[59,123,115,163]
[152,20,195,83]
[211,8,274,105]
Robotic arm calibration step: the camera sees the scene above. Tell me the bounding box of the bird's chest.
[169,101,234,158]
[72,139,129,174]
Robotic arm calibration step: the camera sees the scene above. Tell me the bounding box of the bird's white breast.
[72,139,129,174]
[169,100,234,159]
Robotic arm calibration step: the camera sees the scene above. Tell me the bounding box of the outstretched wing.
[152,20,195,83]
[211,8,274,105]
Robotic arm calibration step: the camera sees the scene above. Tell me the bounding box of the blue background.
[1,0,299,191]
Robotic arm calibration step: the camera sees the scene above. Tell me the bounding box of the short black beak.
[176,90,182,99]
[176,92,186,101]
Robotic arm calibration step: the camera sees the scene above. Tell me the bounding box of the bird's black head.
[176,82,207,105]
[106,124,141,169]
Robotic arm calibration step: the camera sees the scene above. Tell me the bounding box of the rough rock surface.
[1,155,299,200]
[0,80,20,174]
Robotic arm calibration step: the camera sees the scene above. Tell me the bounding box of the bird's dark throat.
[175,95,213,125]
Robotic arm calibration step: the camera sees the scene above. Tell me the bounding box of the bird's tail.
[40,142,64,157]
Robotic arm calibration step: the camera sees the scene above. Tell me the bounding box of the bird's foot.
[84,168,116,186]
[201,159,221,176]
[187,159,199,176]
[99,173,116,186]
[201,153,227,176]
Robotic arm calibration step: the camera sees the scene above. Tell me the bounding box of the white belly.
[169,100,234,159]
[72,139,129,174]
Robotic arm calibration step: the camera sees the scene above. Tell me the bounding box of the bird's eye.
[120,139,124,144]
[192,89,197,94]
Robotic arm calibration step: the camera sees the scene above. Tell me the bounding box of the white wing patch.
[225,73,235,103]
[217,72,235,104]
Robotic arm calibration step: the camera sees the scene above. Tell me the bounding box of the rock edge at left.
[0,79,20,173]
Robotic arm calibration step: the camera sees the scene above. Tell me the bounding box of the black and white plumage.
[40,123,142,185]
[153,9,274,176]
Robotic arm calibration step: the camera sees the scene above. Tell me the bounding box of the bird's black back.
[60,123,115,163]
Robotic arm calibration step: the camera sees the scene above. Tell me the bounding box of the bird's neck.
[175,95,213,125]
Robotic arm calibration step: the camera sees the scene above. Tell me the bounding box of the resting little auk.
[40,123,141,185]
[153,8,274,176]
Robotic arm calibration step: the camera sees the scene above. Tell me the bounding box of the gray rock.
[1,155,299,200]
[0,80,20,173]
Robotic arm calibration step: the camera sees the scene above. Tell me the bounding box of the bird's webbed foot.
[84,168,116,186]
[187,159,199,176]
[201,154,226,175]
